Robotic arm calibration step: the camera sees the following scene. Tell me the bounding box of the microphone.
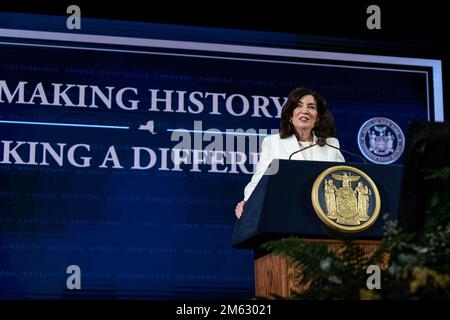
[322,142,367,164]
[288,143,318,160]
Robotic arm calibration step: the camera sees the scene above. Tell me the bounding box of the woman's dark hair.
[279,87,336,143]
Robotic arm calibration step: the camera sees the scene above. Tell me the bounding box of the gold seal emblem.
[311,165,381,233]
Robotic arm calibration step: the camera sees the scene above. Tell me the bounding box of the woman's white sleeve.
[333,138,346,162]
[243,136,273,201]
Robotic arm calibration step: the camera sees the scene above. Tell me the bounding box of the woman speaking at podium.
[235,87,345,219]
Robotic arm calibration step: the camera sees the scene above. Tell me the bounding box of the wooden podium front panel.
[254,239,383,298]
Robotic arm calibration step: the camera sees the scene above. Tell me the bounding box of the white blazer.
[243,133,345,201]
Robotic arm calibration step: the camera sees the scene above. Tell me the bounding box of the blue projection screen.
[0,16,443,299]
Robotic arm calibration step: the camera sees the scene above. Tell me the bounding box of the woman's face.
[290,94,318,133]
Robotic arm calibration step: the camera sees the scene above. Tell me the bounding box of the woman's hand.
[235,200,246,219]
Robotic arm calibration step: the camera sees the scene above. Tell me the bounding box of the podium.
[232,159,403,297]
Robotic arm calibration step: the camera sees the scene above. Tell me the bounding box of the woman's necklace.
[298,136,314,149]
[298,140,312,150]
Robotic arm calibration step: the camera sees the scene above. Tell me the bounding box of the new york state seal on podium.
[311,165,381,233]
